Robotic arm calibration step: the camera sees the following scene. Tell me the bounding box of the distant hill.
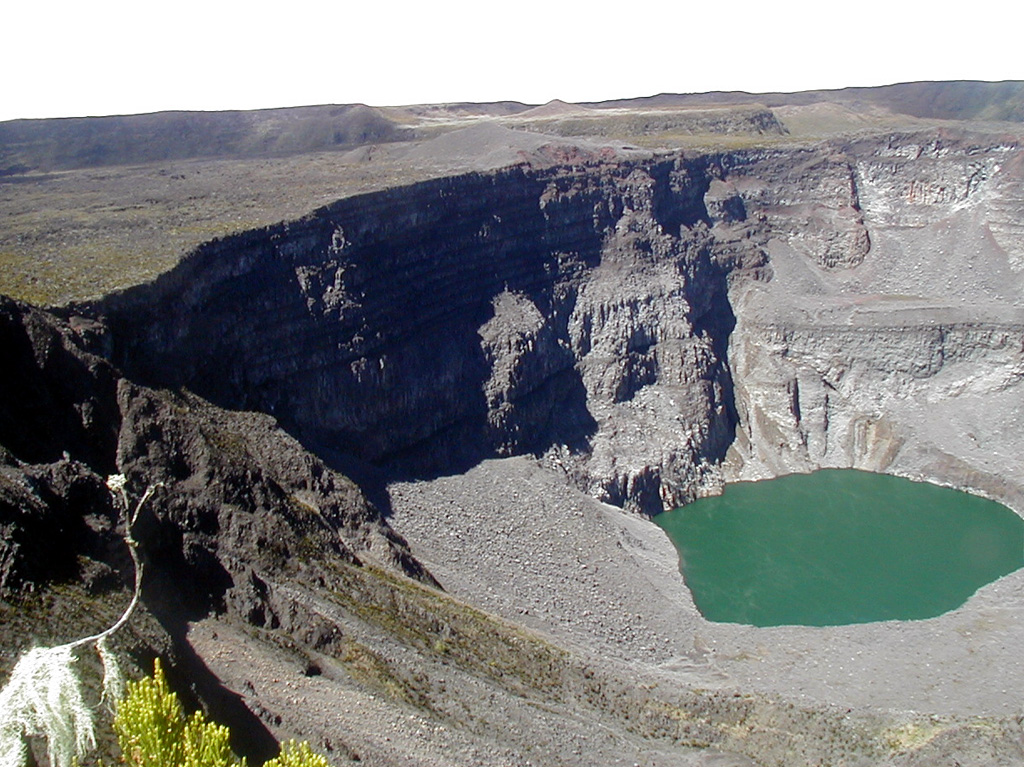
[0,104,409,173]
[2,81,1021,174]
[588,80,1024,122]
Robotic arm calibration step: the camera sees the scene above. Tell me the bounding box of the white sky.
[2,0,1020,122]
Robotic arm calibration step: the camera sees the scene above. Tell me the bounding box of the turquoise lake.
[654,469,1024,627]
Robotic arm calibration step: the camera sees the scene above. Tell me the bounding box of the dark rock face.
[97,135,998,513]
[0,296,432,766]
[0,301,120,471]
[93,158,766,513]
[0,297,426,612]
[0,458,115,596]
[4,126,1024,766]
[68,131,1024,518]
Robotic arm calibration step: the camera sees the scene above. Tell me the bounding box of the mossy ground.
[0,152,466,306]
[328,563,568,699]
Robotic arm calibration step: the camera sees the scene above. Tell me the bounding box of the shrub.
[264,741,329,767]
[115,660,330,767]
[114,659,235,767]
[0,474,330,767]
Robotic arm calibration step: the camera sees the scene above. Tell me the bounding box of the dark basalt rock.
[39,131,1023,520]
[3,123,1024,766]
[89,156,763,513]
[0,295,434,759]
[0,296,428,613]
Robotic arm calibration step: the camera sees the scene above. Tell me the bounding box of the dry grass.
[0,102,850,306]
[329,563,568,698]
[5,101,1017,307]
[0,149,475,306]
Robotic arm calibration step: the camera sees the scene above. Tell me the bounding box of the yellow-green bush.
[114,660,328,767]
[264,741,329,767]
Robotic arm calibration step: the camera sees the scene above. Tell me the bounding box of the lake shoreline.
[656,468,1024,627]
[386,456,1024,719]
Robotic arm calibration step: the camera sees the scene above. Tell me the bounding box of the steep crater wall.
[94,158,756,514]
[89,132,1024,514]
[725,133,1024,511]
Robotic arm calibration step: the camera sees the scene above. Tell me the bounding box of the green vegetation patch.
[330,563,568,697]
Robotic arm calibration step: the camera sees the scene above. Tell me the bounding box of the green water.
[654,469,1024,627]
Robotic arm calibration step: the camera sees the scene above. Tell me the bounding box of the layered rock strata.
[724,133,1024,512]
[4,126,1024,766]
[93,158,756,513]
[82,131,1024,515]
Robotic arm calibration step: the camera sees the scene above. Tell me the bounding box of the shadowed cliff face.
[5,134,1024,767]
[90,131,1024,515]
[0,294,429,619]
[94,158,751,514]
[0,294,440,760]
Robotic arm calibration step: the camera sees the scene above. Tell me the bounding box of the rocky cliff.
[0,296,431,756]
[85,130,1024,516]
[722,132,1024,512]
[1,294,427,593]
[5,122,1024,767]
[90,157,756,514]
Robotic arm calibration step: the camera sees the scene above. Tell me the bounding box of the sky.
[2,0,1020,122]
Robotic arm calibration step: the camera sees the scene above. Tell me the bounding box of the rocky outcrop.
[81,131,1024,515]
[724,132,1024,513]
[0,295,427,615]
[92,158,759,514]
[728,319,1024,480]
[5,125,1024,767]
[711,146,871,268]
[1,292,444,759]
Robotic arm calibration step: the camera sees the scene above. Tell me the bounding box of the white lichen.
[0,476,160,767]
[0,646,95,767]
[96,637,125,713]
